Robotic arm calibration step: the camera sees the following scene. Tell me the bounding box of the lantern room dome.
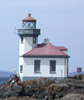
[22,13,36,22]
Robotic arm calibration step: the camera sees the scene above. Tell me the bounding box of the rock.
[0,77,84,100]
[0,96,40,100]
[48,83,68,99]
[79,74,84,81]
[61,93,84,100]
[0,83,24,98]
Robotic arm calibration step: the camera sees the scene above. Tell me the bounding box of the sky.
[0,0,84,72]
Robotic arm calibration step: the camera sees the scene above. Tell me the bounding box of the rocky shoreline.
[0,75,84,100]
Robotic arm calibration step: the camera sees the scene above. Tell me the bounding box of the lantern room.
[22,13,36,29]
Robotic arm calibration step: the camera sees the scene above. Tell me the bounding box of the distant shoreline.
[0,77,9,85]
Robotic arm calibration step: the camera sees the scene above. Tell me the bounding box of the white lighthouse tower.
[18,14,40,80]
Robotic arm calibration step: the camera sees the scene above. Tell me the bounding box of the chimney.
[44,38,49,44]
[28,13,31,17]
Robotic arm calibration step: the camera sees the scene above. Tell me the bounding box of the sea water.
[0,77,9,85]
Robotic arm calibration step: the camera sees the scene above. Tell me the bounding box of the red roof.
[56,46,67,51]
[23,43,69,57]
[22,13,36,22]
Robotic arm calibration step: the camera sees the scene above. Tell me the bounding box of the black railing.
[18,29,40,35]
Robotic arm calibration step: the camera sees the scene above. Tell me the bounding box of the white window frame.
[20,65,23,73]
[50,60,56,74]
[34,60,40,73]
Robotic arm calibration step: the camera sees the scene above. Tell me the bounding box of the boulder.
[0,83,24,98]
[61,93,84,100]
[79,74,84,81]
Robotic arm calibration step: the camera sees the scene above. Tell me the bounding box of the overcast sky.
[0,0,84,72]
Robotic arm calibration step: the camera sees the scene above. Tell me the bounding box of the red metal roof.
[56,46,67,51]
[23,43,69,57]
[22,13,36,22]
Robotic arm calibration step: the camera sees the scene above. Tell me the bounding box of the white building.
[18,14,70,81]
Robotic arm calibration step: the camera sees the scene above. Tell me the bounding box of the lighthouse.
[18,14,40,80]
[17,13,69,81]
[18,13,40,56]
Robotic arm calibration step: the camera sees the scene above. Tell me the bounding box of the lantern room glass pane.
[22,22,36,29]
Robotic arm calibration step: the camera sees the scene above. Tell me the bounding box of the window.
[34,60,40,73]
[22,22,25,27]
[50,60,56,73]
[33,37,37,43]
[20,65,23,73]
[21,37,23,43]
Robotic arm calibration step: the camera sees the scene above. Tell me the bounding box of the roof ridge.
[48,43,67,54]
